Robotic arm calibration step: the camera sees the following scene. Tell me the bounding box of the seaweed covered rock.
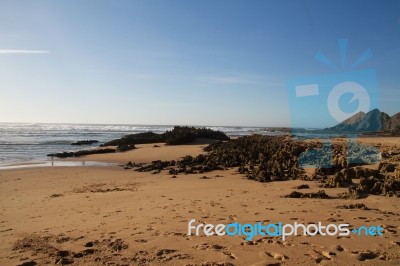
[71,140,99,145]
[336,203,370,210]
[204,135,307,181]
[346,141,381,165]
[101,132,164,147]
[339,185,364,199]
[321,167,357,188]
[117,144,136,152]
[285,190,330,199]
[360,174,400,197]
[378,162,397,173]
[164,126,229,145]
[298,141,381,173]
[340,167,357,179]
[353,167,380,179]
[339,174,400,198]
[48,148,116,158]
[318,165,380,181]
[117,134,399,198]
[136,160,176,172]
[122,135,308,181]
[122,161,144,169]
[323,171,353,188]
[101,126,229,149]
[297,184,310,189]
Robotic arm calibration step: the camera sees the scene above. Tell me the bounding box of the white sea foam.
[0,123,285,166]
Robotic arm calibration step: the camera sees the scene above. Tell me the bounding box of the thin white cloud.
[0,49,50,54]
[199,74,283,87]
[200,74,263,84]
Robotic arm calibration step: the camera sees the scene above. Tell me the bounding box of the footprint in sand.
[263,251,288,261]
[334,245,345,252]
[242,236,282,246]
[155,249,176,256]
[194,243,237,260]
[223,250,237,259]
[195,243,222,250]
[228,215,238,221]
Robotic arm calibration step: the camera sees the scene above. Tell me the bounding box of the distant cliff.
[326,109,400,133]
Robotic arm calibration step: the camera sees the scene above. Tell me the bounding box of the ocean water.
[0,123,284,167]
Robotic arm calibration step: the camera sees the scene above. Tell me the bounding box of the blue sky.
[0,0,399,127]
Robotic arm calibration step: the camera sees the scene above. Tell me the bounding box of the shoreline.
[0,160,116,170]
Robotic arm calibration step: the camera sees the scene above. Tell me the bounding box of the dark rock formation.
[136,160,176,172]
[339,174,400,198]
[296,184,310,189]
[204,135,307,182]
[378,162,397,173]
[120,135,308,181]
[71,140,99,145]
[322,171,353,188]
[101,132,164,147]
[47,148,116,158]
[118,134,400,198]
[285,190,330,199]
[122,161,144,169]
[116,144,136,152]
[336,203,370,210]
[163,126,229,145]
[300,141,380,170]
[101,126,229,150]
[353,166,380,179]
[356,251,378,261]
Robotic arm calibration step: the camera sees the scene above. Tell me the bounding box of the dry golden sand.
[0,138,399,265]
[67,142,209,164]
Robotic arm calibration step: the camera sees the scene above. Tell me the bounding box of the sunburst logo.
[315,39,372,70]
[316,39,375,123]
[286,39,381,168]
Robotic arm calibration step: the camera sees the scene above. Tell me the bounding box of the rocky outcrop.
[49,126,228,160]
[47,148,116,158]
[101,132,164,147]
[212,135,307,182]
[122,135,308,181]
[101,126,229,149]
[327,109,400,133]
[116,144,136,152]
[322,170,353,188]
[336,203,370,210]
[285,190,330,199]
[119,134,400,198]
[299,141,380,170]
[163,126,229,145]
[378,162,397,173]
[319,163,400,197]
[71,140,99,145]
[339,174,400,198]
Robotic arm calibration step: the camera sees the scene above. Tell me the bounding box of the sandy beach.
[2,1,399,265]
[0,137,399,266]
